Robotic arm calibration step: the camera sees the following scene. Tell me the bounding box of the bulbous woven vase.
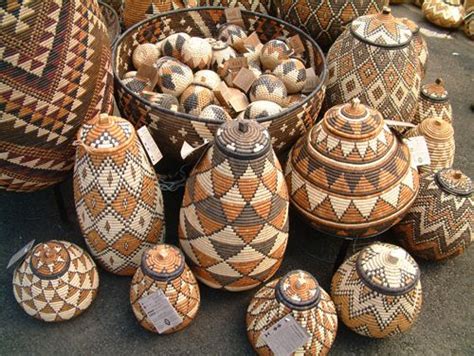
[13,240,99,322]
[246,270,338,355]
[0,0,113,192]
[130,244,200,334]
[331,243,423,338]
[179,119,289,291]
[393,169,473,261]
[413,79,453,125]
[285,99,420,238]
[324,8,421,126]
[73,114,165,276]
[400,18,429,79]
[422,0,465,29]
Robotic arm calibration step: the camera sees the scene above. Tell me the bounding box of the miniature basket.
[393,168,473,261]
[113,6,327,177]
[413,78,453,125]
[0,0,113,192]
[73,114,165,276]
[13,240,99,322]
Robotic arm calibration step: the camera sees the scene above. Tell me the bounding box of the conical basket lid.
[276,270,321,310]
[141,244,185,281]
[421,79,449,102]
[418,118,453,141]
[30,241,71,279]
[435,168,473,196]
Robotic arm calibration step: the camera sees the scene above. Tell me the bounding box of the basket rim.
[112,6,328,125]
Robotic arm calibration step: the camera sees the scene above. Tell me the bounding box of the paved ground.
[0,4,473,355]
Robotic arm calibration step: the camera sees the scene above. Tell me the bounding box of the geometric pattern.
[123,0,185,29]
[413,79,453,125]
[180,85,215,116]
[0,0,113,192]
[422,0,465,29]
[393,170,473,261]
[13,241,99,322]
[400,18,429,79]
[113,7,326,176]
[198,0,272,15]
[260,40,291,71]
[246,276,338,355]
[278,0,385,51]
[331,245,423,338]
[250,74,288,107]
[73,116,165,276]
[273,58,307,94]
[465,9,474,40]
[244,101,283,120]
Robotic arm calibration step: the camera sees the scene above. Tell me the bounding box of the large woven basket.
[113,6,327,176]
[0,0,113,192]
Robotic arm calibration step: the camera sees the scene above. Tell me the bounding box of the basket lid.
[30,241,71,279]
[418,118,453,141]
[276,270,321,310]
[435,168,473,196]
[78,114,134,150]
[400,18,419,35]
[351,7,412,48]
[215,119,271,159]
[356,243,420,295]
[141,244,185,281]
[421,78,449,102]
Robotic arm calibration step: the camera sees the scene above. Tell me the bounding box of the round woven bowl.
[113,6,327,176]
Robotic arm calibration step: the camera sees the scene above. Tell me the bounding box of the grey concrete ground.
[0,4,473,355]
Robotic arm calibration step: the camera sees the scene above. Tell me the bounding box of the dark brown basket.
[113,6,327,176]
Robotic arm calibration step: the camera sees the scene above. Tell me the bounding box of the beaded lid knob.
[276,270,321,310]
[421,78,449,102]
[141,244,185,281]
[436,168,473,196]
[356,243,420,295]
[30,241,71,279]
[77,114,133,150]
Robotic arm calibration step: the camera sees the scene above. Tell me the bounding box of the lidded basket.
[13,240,99,322]
[393,168,473,261]
[285,99,420,238]
[422,0,465,29]
[179,119,289,291]
[73,114,165,276]
[130,244,200,333]
[331,243,423,338]
[325,7,421,126]
[400,18,429,79]
[414,78,453,125]
[246,270,338,355]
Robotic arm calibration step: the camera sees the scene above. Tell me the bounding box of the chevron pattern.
[422,0,465,29]
[199,0,271,14]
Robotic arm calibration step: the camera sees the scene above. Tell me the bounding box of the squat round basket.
[113,6,327,177]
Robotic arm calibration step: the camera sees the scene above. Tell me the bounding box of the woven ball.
[211,41,237,74]
[249,74,288,106]
[199,105,231,121]
[122,77,148,94]
[157,60,193,97]
[160,32,191,62]
[247,60,263,77]
[217,23,248,52]
[244,100,283,120]
[243,45,262,64]
[193,70,222,91]
[260,39,292,71]
[286,93,307,107]
[180,85,215,116]
[273,58,307,94]
[142,91,179,111]
[132,43,160,70]
[182,37,213,70]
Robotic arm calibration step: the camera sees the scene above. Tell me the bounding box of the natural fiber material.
[393,169,473,261]
[414,79,453,125]
[273,58,307,94]
[423,0,465,29]
[400,18,429,79]
[218,24,248,53]
[132,43,160,70]
[324,8,421,127]
[157,59,194,97]
[246,270,338,355]
[99,1,121,46]
[0,0,113,192]
[198,0,272,14]
[180,85,215,115]
[260,39,291,71]
[277,0,385,52]
[465,8,474,39]
[113,7,327,176]
[123,0,185,29]
[331,243,423,338]
[130,244,200,334]
[13,241,99,322]
[244,101,283,120]
[199,105,231,121]
[73,114,165,276]
[286,99,420,238]
[179,119,289,291]
[210,41,237,74]
[249,74,288,106]
[160,32,191,62]
[194,70,222,91]
[405,118,455,173]
[182,37,213,70]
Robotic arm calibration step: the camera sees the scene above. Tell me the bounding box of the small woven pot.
[160,32,191,62]
[218,23,248,52]
[400,18,429,79]
[286,99,420,238]
[423,0,465,29]
[331,243,423,338]
[405,118,455,173]
[142,91,180,111]
[273,58,307,94]
[249,74,288,106]
[130,244,200,334]
[180,84,215,115]
[260,39,292,71]
[99,1,121,46]
[132,43,161,70]
[199,105,231,121]
[414,79,453,125]
[193,70,222,91]
[157,59,194,97]
[244,101,283,120]
[246,270,338,355]
[179,119,289,291]
[73,114,165,276]
[123,0,185,29]
[182,37,213,70]
[13,240,99,322]
[210,41,238,74]
[393,169,473,261]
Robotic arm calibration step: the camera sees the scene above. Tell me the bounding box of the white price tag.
[137,126,163,165]
[180,140,209,160]
[138,289,183,334]
[404,136,431,167]
[7,239,35,269]
[261,315,311,356]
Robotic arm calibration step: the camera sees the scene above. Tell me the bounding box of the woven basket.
[0,0,113,192]
[73,114,165,276]
[414,79,453,125]
[247,270,338,355]
[198,0,272,14]
[123,0,186,29]
[393,168,473,261]
[400,18,429,79]
[99,1,121,46]
[13,240,99,322]
[331,243,423,338]
[179,119,289,291]
[113,6,327,177]
[130,244,200,334]
[285,99,420,238]
[423,0,465,29]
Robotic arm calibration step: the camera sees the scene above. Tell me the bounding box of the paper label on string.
[228,88,249,112]
[137,126,163,165]
[225,7,245,28]
[7,239,35,269]
[223,57,248,74]
[385,120,416,128]
[260,315,311,356]
[214,82,232,108]
[288,34,305,55]
[233,67,257,93]
[404,136,431,167]
[302,67,319,94]
[136,64,159,91]
[181,139,209,160]
[244,32,262,49]
[138,289,183,334]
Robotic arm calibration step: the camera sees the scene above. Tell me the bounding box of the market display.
[414,78,453,125]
